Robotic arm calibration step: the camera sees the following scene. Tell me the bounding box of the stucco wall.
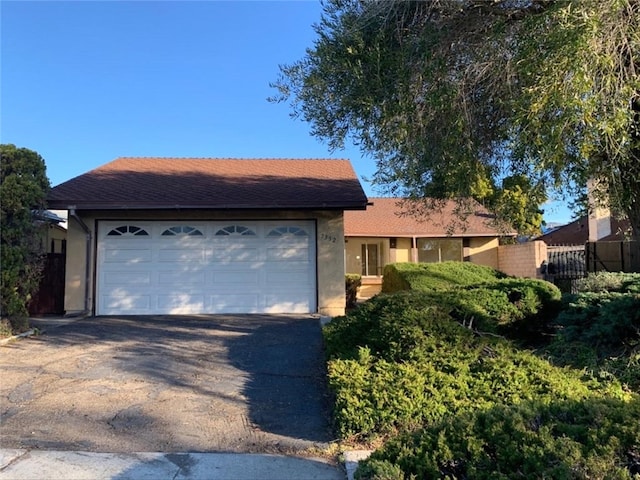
[497,241,547,278]
[63,209,347,317]
[466,237,499,269]
[394,238,412,263]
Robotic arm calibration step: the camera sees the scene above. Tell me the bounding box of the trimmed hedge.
[381,261,506,293]
[378,262,561,340]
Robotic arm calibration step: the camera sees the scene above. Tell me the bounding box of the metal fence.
[543,244,587,293]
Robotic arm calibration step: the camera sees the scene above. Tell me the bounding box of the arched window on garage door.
[266,226,309,237]
[215,225,256,236]
[106,225,149,237]
[161,226,203,236]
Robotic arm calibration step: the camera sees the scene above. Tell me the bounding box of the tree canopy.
[272,0,640,238]
[0,144,50,329]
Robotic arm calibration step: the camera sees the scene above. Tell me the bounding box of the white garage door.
[96,220,317,315]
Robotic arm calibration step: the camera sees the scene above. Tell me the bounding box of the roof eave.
[48,201,368,211]
[345,232,515,238]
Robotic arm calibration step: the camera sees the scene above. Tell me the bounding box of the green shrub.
[554,292,640,348]
[354,460,403,480]
[324,293,623,441]
[545,291,640,392]
[357,397,640,480]
[346,274,362,309]
[574,272,640,293]
[466,278,562,339]
[381,262,506,293]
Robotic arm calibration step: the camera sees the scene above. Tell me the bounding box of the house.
[47,157,368,317]
[537,216,630,245]
[344,198,514,295]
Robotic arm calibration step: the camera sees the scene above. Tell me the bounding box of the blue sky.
[2,0,573,224]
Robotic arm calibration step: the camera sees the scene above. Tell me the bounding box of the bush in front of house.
[345,274,362,309]
[544,288,640,392]
[357,396,640,480]
[381,261,506,293]
[461,278,562,339]
[330,269,639,480]
[323,292,623,441]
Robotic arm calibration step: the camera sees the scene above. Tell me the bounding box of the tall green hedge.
[381,261,506,293]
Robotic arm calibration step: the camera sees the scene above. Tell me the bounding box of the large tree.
[0,144,50,331]
[272,0,640,239]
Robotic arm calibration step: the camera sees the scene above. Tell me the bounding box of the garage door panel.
[265,270,311,285]
[102,293,151,311]
[159,248,206,263]
[104,271,151,286]
[97,220,316,315]
[211,247,259,262]
[267,247,309,261]
[263,295,311,314]
[104,248,152,263]
[213,271,260,285]
[158,270,207,285]
[157,295,205,314]
[210,294,259,313]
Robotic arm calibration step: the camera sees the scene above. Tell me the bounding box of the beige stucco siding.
[63,209,346,317]
[64,215,93,314]
[466,237,499,269]
[316,212,347,317]
[394,237,412,263]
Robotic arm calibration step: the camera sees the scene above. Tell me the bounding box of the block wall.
[497,241,547,278]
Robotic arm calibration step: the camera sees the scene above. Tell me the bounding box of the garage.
[97,220,316,315]
[47,157,368,316]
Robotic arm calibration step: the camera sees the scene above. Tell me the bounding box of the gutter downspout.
[69,208,92,316]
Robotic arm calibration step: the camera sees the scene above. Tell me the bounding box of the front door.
[361,243,379,276]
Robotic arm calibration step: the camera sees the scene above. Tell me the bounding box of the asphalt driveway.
[0,315,336,455]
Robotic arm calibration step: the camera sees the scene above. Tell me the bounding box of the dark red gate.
[29,253,66,315]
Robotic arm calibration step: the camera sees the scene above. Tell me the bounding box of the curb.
[343,450,373,480]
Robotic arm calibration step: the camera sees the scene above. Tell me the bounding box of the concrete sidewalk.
[0,449,345,480]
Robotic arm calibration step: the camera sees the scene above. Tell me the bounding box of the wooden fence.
[585,241,640,273]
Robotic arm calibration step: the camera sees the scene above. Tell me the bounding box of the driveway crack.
[0,449,31,472]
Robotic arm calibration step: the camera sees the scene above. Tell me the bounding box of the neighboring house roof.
[48,157,368,210]
[344,197,511,238]
[33,210,66,224]
[537,216,630,245]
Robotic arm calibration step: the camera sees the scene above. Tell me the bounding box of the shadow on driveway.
[0,315,335,453]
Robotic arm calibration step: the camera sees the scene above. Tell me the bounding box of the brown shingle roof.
[344,197,511,237]
[48,157,368,210]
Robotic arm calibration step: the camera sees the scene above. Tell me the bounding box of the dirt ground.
[0,315,335,455]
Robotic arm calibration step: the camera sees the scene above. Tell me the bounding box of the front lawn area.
[325,263,640,479]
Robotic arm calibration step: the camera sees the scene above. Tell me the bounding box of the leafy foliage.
[0,144,50,330]
[346,274,362,309]
[272,0,640,239]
